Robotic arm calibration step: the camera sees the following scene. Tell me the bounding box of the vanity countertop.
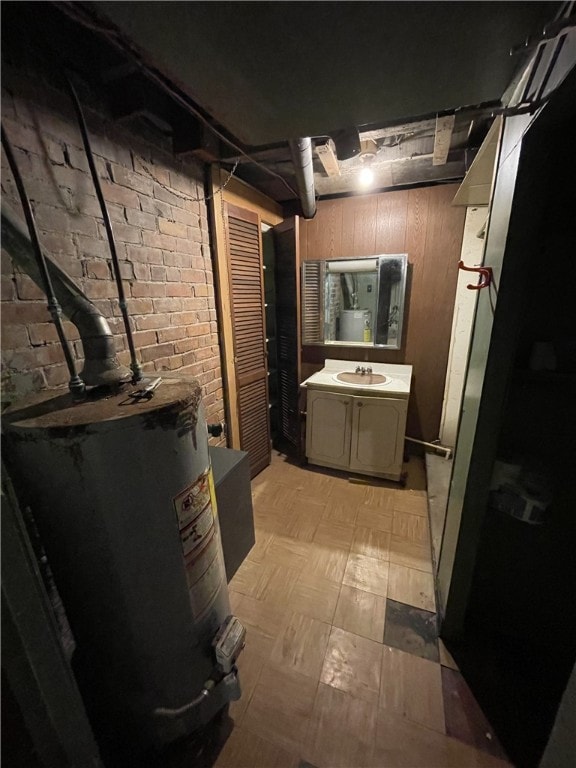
[301,359,412,396]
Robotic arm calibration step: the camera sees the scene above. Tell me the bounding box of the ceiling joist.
[433,115,456,166]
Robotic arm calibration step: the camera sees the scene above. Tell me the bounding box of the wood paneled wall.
[299,184,466,442]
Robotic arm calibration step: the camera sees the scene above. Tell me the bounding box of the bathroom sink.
[333,372,388,386]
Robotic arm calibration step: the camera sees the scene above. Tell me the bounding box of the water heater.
[3,378,243,748]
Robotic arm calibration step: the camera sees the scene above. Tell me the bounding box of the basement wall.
[1,51,225,435]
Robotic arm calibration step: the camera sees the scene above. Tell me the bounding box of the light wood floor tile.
[255,481,297,511]
[389,535,433,573]
[351,526,390,561]
[233,593,286,654]
[283,511,320,543]
[265,535,313,572]
[363,486,395,510]
[328,483,367,506]
[253,505,297,537]
[439,638,459,670]
[343,553,389,597]
[370,707,453,768]
[321,501,359,527]
[333,584,386,643]
[304,682,378,768]
[356,505,394,532]
[302,545,348,583]
[313,521,354,550]
[214,727,300,768]
[394,490,429,516]
[320,626,382,704]
[229,638,267,724]
[393,510,431,544]
[288,574,341,624]
[230,558,265,598]
[380,645,445,734]
[256,562,301,603]
[242,664,318,755]
[289,494,327,518]
[387,563,436,612]
[246,530,273,563]
[270,611,332,680]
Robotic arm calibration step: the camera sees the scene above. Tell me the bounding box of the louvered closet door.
[225,203,271,478]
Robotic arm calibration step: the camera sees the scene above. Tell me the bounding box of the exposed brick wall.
[1,55,225,433]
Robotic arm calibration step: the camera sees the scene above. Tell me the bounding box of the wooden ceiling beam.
[316,141,341,177]
[433,114,455,166]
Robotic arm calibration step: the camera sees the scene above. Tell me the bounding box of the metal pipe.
[288,137,317,219]
[405,436,453,459]
[1,202,131,387]
[63,74,143,383]
[1,125,85,398]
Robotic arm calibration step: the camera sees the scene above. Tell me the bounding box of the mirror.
[301,254,408,349]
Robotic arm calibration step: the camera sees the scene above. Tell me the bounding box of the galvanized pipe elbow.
[1,203,130,387]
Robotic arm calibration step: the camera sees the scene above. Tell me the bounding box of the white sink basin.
[332,372,389,386]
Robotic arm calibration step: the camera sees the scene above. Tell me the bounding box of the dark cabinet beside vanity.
[209,447,255,582]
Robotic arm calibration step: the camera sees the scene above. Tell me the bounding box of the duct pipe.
[289,137,316,219]
[1,203,131,387]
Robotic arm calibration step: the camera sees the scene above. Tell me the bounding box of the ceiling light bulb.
[358,167,374,187]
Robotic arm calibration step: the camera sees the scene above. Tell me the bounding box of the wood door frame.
[209,167,282,448]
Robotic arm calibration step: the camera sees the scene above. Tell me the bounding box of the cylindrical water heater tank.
[338,309,371,342]
[3,379,239,747]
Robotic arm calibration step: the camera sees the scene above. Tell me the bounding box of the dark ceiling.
[92,1,557,145]
[2,2,564,205]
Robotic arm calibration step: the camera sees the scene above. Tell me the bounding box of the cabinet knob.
[357,402,363,407]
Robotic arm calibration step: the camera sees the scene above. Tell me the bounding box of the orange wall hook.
[458,260,493,290]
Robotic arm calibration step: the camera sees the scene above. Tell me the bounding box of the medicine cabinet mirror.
[301,254,408,349]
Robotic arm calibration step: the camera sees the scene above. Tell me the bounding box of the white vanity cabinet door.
[306,389,352,469]
[349,396,407,476]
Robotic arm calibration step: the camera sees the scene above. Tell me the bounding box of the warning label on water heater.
[173,467,224,618]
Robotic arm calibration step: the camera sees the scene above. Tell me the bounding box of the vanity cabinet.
[306,388,408,480]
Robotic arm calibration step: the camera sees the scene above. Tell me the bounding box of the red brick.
[162,251,191,268]
[166,283,192,298]
[153,182,188,209]
[133,155,170,186]
[5,344,65,370]
[2,302,50,324]
[180,268,205,283]
[193,283,210,297]
[127,298,154,314]
[154,355,183,371]
[109,164,153,195]
[170,311,196,326]
[158,218,188,238]
[111,222,141,244]
[1,277,16,301]
[28,321,80,345]
[44,363,72,387]
[174,338,199,354]
[14,274,44,301]
[75,236,111,259]
[83,259,110,280]
[152,297,182,313]
[101,181,140,209]
[1,324,29,348]
[83,281,121,299]
[125,245,164,265]
[150,266,167,282]
[130,282,166,298]
[170,206,194,225]
[157,327,187,343]
[132,330,157,347]
[140,342,175,363]
[139,195,171,218]
[135,313,170,331]
[125,208,156,230]
[165,267,180,282]
[142,231,176,251]
[132,263,151,281]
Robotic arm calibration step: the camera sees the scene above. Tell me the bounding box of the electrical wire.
[1,124,85,397]
[63,72,143,383]
[53,1,299,199]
